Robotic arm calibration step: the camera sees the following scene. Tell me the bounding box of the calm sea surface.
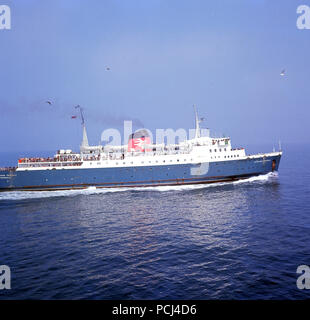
[0,144,309,299]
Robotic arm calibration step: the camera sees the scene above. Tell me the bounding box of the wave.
[0,172,278,201]
[233,171,278,184]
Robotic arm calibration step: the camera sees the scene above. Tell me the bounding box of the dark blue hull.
[0,154,281,191]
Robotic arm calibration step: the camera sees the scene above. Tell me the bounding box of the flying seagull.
[280,69,285,76]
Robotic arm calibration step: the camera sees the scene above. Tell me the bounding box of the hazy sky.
[0,0,309,154]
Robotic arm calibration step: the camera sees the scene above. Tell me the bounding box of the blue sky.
[0,0,309,154]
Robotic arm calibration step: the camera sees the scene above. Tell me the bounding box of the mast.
[193,104,201,139]
[75,105,89,149]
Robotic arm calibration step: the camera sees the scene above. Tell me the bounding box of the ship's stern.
[0,169,16,191]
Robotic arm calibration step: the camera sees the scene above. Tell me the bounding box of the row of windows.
[115,158,194,165]
[225,155,239,158]
[211,154,239,159]
[210,148,227,152]
[87,158,195,166]
[87,154,240,166]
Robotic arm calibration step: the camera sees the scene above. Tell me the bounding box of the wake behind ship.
[0,108,282,192]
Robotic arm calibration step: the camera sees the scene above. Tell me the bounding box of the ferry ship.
[0,107,282,192]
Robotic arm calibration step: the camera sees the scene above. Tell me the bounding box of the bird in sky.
[106,66,110,71]
[280,69,285,76]
[45,101,52,105]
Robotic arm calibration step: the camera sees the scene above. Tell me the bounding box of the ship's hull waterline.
[0,154,281,192]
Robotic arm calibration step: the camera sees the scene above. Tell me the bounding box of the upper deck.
[13,136,251,171]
